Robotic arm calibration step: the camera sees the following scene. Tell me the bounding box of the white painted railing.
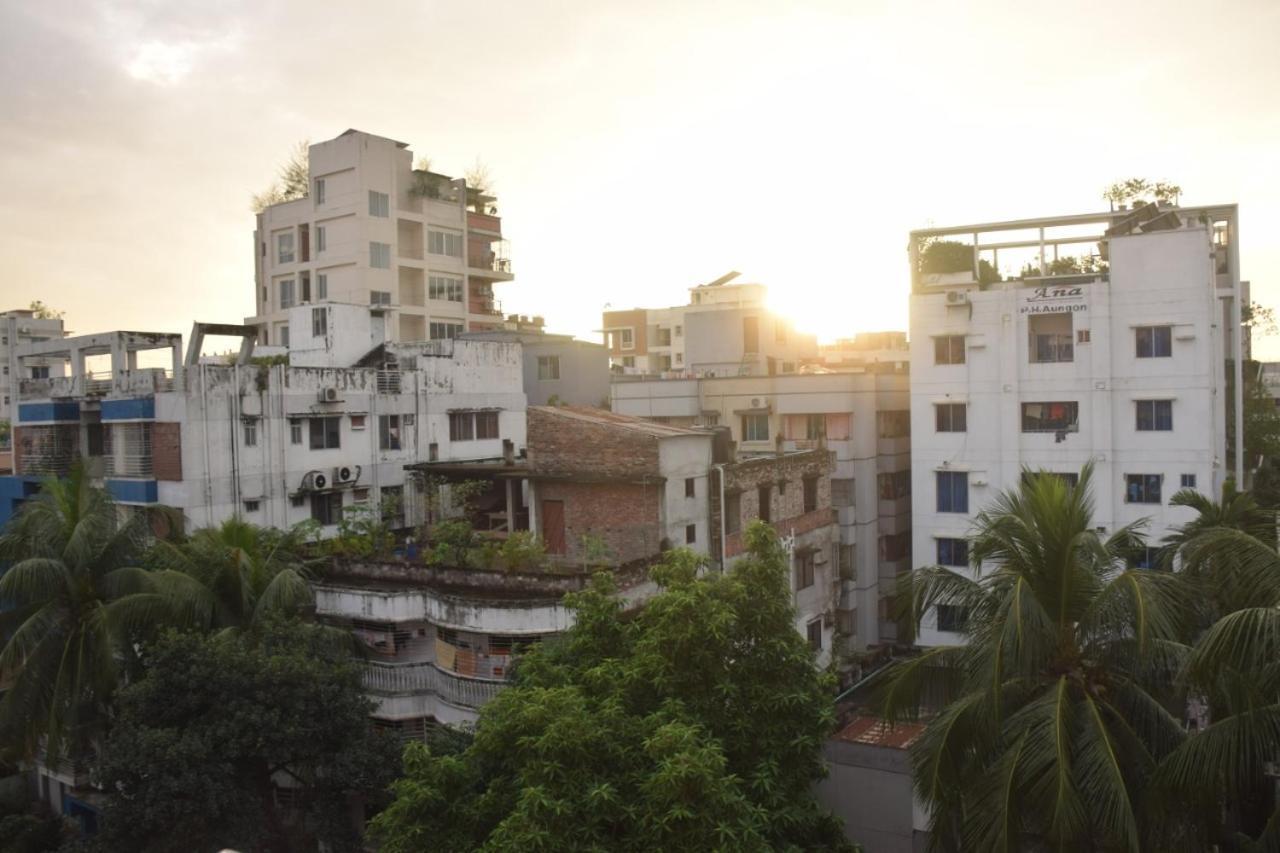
[361,660,505,710]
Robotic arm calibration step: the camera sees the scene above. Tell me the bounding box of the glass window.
[537,356,560,380]
[937,537,968,567]
[1021,402,1079,433]
[277,232,295,264]
[796,551,815,589]
[619,328,634,349]
[314,178,325,205]
[476,411,499,439]
[877,410,910,438]
[243,499,260,513]
[242,420,257,447]
[936,471,968,513]
[427,230,463,257]
[317,273,328,299]
[278,279,296,310]
[742,414,770,442]
[370,290,392,306]
[315,225,326,253]
[309,417,340,450]
[935,403,967,432]
[1129,547,1163,570]
[449,412,474,442]
[878,470,911,500]
[429,275,464,302]
[310,492,342,526]
[379,415,402,451]
[289,419,302,445]
[368,190,389,217]
[430,322,463,340]
[1125,474,1162,504]
[370,242,391,269]
[806,619,823,651]
[1135,399,1173,431]
[1135,325,1173,358]
[350,414,366,430]
[934,335,965,365]
[311,307,327,338]
[1181,473,1197,489]
[805,414,825,440]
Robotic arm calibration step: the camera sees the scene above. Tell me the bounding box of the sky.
[2,0,1279,355]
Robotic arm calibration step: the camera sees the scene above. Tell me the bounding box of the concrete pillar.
[504,478,515,533]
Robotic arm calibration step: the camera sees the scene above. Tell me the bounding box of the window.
[1135,325,1173,358]
[350,414,366,430]
[309,417,340,450]
[937,537,968,567]
[806,620,823,651]
[685,477,696,498]
[1181,473,1197,489]
[796,550,816,589]
[805,414,825,440]
[878,470,911,500]
[243,499,260,512]
[1021,402,1079,433]
[430,322,463,340]
[378,414,402,451]
[622,356,635,368]
[1028,314,1074,363]
[937,605,968,632]
[427,230,463,257]
[831,478,855,507]
[725,491,742,533]
[370,242,391,269]
[314,178,325,205]
[279,325,290,347]
[1135,399,1173,431]
[311,492,343,526]
[685,524,696,544]
[1130,547,1163,570]
[429,275,464,302]
[537,356,561,380]
[315,225,326,254]
[371,290,392,306]
[380,485,404,524]
[312,307,327,338]
[742,414,770,442]
[619,328,634,350]
[352,487,370,503]
[449,411,499,441]
[934,335,965,365]
[935,403,967,432]
[368,190,389,217]
[877,410,910,438]
[279,279,296,310]
[30,366,48,379]
[1077,329,1091,344]
[757,485,772,523]
[317,273,328,299]
[675,325,683,337]
[290,494,306,508]
[1125,474,1162,504]
[242,419,258,447]
[277,232,295,264]
[675,353,683,365]
[936,471,968,513]
[289,419,302,445]
[880,531,911,561]
[803,476,818,513]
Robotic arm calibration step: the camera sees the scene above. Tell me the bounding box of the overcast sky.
[2,0,1279,354]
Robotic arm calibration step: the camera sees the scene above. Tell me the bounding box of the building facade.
[461,328,610,407]
[612,370,910,653]
[2,309,66,428]
[245,129,514,348]
[601,272,817,377]
[908,203,1245,646]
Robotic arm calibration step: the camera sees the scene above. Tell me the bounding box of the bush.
[499,531,547,572]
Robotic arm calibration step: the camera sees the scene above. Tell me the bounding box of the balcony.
[361,660,505,710]
[467,239,513,281]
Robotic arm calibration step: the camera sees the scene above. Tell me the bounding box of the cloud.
[126,40,196,85]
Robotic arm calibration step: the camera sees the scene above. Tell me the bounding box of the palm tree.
[877,464,1195,851]
[149,517,318,634]
[1159,482,1275,568]
[1153,522,1280,847]
[0,464,169,760]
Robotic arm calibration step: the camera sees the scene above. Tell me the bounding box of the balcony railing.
[468,253,512,275]
[361,660,505,710]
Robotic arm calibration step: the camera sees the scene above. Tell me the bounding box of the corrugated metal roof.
[834,716,926,750]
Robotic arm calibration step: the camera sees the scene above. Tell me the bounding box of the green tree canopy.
[878,464,1198,851]
[91,620,400,853]
[371,525,854,852]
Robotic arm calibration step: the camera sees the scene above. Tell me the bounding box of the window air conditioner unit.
[333,464,360,485]
[318,387,340,403]
[302,470,328,491]
[946,290,970,306]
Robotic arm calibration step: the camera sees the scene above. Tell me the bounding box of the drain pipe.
[714,463,727,570]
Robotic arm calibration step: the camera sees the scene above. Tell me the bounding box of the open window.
[1028,313,1073,363]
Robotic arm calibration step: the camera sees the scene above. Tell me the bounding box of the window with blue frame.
[936,537,968,567]
[936,471,968,513]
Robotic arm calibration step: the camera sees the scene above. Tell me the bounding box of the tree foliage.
[25,301,63,320]
[90,621,400,853]
[917,238,1000,284]
[251,140,310,212]
[878,464,1198,851]
[371,525,853,852]
[1102,178,1182,208]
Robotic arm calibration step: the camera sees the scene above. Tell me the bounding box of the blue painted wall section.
[101,396,155,421]
[0,476,45,529]
[105,479,158,504]
[17,402,80,423]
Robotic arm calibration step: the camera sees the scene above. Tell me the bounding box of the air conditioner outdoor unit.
[318,387,340,403]
[333,464,360,485]
[750,398,761,408]
[302,470,328,491]
[946,290,970,306]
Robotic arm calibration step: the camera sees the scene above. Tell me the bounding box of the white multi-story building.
[612,368,911,654]
[246,129,514,348]
[1,304,527,535]
[2,309,65,427]
[602,272,817,376]
[909,203,1245,646]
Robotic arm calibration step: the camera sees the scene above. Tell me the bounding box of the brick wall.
[722,449,833,531]
[527,408,661,480]
[152,422,182,481]
[537,480,662,563]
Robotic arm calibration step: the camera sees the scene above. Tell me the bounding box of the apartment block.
[0,304,527,534]
[461,327,610,407]
[612,369,910,653]
[1,309,65,427]
[909,202,1245,646]
[246,129,514,348]
[601,272,817,376]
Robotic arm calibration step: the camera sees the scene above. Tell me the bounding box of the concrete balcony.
[314,581,571,635]
[362,660,505,711]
